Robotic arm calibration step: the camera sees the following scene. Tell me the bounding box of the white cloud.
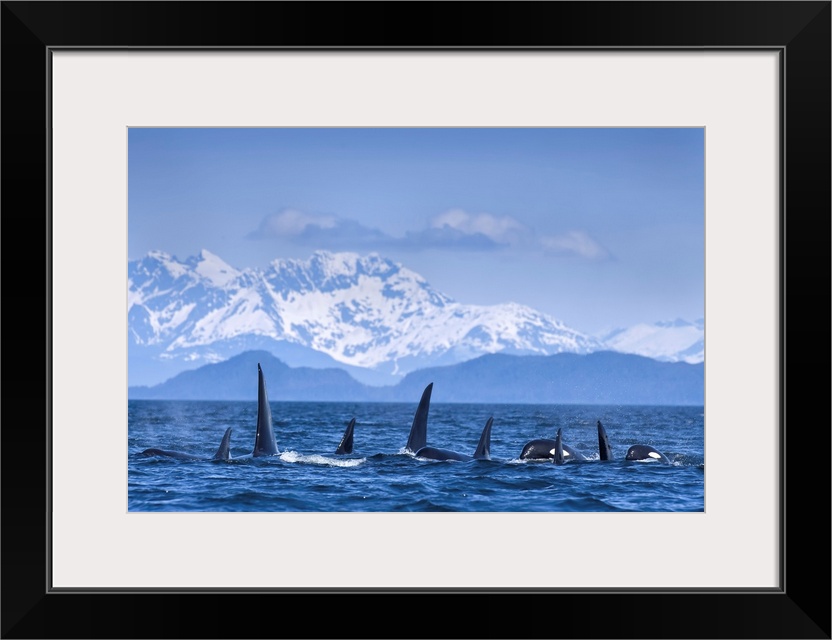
[250,207,610,260]
[430,209,527,245]
[257,208,338,237]
[540,230,610,260]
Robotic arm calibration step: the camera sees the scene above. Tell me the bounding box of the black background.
[2,2,829,638]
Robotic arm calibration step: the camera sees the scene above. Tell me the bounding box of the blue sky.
[128,127,704,337]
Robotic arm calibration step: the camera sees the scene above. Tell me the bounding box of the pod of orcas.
[140,363,357,461]
[140,365,671,464]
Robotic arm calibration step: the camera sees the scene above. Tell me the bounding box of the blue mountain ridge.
[128,349,704,405]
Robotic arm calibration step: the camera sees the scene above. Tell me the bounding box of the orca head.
[522,438,585,461]
[625,444,670,463]
[549,446,577,460]
[520,438,554,460]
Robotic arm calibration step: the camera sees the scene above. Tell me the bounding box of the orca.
[521,420,613,462]
[141,427,233,461]
[519,437,587,461]
[252,362,279,457]
[334,418,356,455]
[139,362,276,461]
[625,444,671,463]
[597,420,614,461]
[404,382,432,454]
[415,417,493,462]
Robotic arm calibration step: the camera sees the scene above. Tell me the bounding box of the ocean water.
[128,400,704,512]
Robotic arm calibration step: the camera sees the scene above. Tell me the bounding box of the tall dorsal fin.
[212,427,233,461]
[335,418,356,455]
[405,383,432,454]
[597,420,614,461]
[553,428,565,465]
[473,417,493,460]
[252,363,279,456]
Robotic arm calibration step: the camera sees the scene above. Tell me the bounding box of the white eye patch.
[648,451,662,459]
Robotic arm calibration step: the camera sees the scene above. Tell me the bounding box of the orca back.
[141,448,192,459]
[414,446,470,461]
[140,448,202,460]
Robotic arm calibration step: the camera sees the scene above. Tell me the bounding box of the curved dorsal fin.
[473,417,493,460]
[405,383,432,453]
[335,417,356,455]
[597,420,614,461]
[252,363,279,456]
[212,427,233,461]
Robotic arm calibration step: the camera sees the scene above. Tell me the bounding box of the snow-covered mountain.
[128,249,703,386]
[128,249,605,386]
[599,318,704,364]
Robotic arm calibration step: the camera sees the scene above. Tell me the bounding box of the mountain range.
[128,249,704,388]
[128,349,704,405]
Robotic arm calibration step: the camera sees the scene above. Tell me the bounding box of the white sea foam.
[279,451,364,467]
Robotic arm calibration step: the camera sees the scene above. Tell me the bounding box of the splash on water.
[280,451,365,467]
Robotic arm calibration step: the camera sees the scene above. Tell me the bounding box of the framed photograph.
[3,2,829,638]
[125,125,706,514]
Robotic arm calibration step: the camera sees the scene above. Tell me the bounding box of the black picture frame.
[2,2,829,638]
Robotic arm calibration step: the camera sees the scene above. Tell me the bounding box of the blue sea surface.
[128,400,704,512]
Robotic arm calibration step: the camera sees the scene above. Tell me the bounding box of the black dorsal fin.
[473,417,493,460]
[335,418,356,455]
[212,427,233,461]
[553,428,565,465]
[405,383,432,453]
[252,363,279,456]
[597,420,614,461]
